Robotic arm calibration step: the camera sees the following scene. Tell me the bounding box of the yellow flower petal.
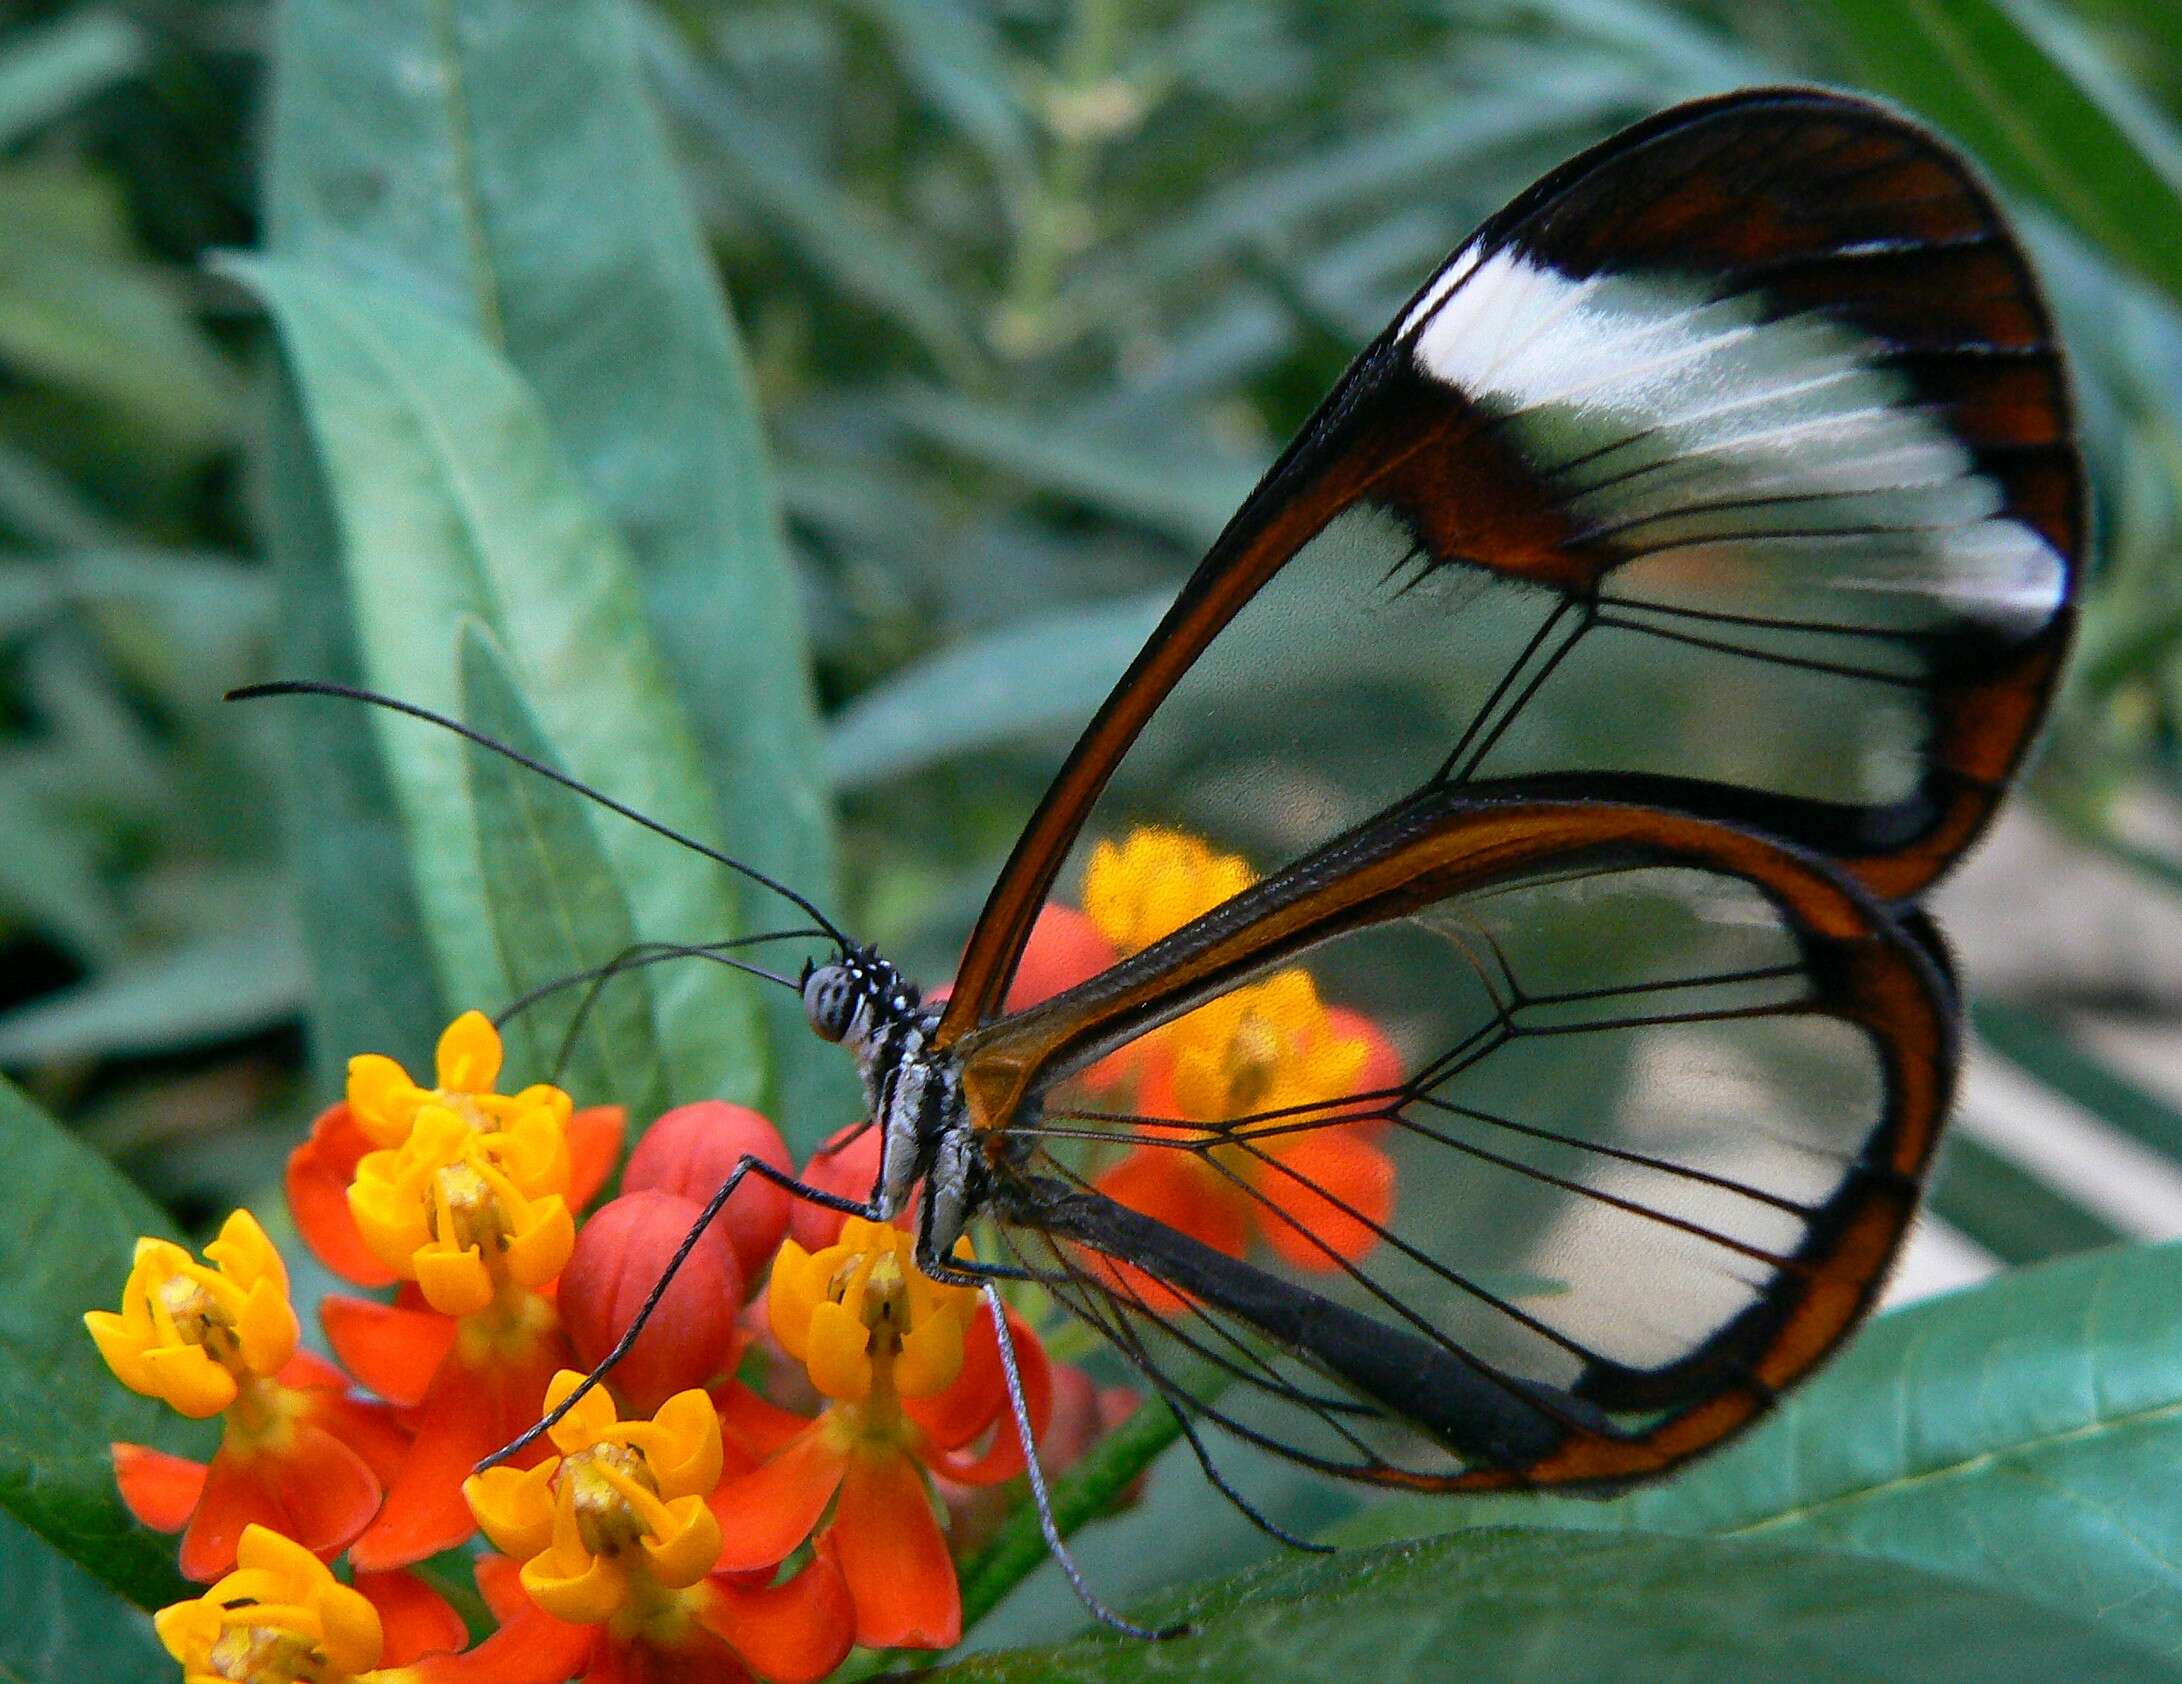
[435,1010,503,1095]
[544,1370,621,1455]
[767,1238,820,1361]
[894,1304,965,1400]
[84,1309,157,1395]
[501,1196,575,1289]
[414,1244,493,1317]
[465,1461,559,1562]
[522,1545,626,1626]
[804,1298,873,1403]
[640,1494,723,1588]
[235,1278,300,1377]
[640,1390,725,1499]
[204,1209,285,1294]
[139,1343,237,1418]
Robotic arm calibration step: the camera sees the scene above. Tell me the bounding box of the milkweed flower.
[293,1012,620,1571]
[86,1210,404,1581]
[1100,968,1396,1274]
[710,1219,1051,1649]
[154,1524,464,1683]
[287,1011,623,1290]
[461,1372,852,1684]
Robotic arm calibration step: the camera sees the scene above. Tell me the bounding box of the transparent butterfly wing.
[941,88,2078,1043]
[967,793,1953,1484]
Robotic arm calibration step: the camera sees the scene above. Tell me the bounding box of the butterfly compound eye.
[802,963,860,1043]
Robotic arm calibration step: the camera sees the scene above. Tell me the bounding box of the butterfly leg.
[475,1156,883,1471]
[983,1281,1189,1641]
[1162,1396,1333,1554]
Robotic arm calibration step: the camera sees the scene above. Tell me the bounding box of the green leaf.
[938,1528,2172,1683]
[1340,1241,2182,1665]
[0,12,145,149]
[260,369,449,1091]
[1927,1132,2125,1263]
[892,393,1256,545]
[457,622,665,1118]
[0,926,305,1064]
[1813,0,2182,310]
[828,591,1168,790]
[0,168,231,453]
[642,16,981,375]
[0,1507,168,1683]
[263,0,839,1126]
[0,1075,204,1610]
[226,253,764,1110]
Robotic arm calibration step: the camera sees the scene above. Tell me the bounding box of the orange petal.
[354,1568,469,1664]
[920,1309,1050,1487]
[708,1423,848,1573]
[699,1555,855,1684]
[475,1552,532,1623]
[709,1382,813,1462]
[111,1443,205,1532]
[1322,1007,1401,1137]
[565,1105,626,1211]
[899,1303,1003,1453]
[435,1583,592,1683]
[349,1348,556,1570]
[827,1451,959,1649]
[274,1348,352,1393]
[1095,1147,1248,1257]
[178,1448,275,1582]
[1003,904,1119,1012]
[267,1423,382,1556]
[287,1105,398,1287]
[323,1295,457,1406]
[311,1391,416,1487]
[1255,1129,1395,1272]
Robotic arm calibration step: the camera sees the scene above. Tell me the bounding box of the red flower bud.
[559,1192,740,1415]
[787,1125,885,1251]
[624,1102,795,1284]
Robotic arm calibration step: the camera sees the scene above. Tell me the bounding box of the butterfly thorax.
[801,952,981,1261]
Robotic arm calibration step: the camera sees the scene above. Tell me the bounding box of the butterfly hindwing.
[960,789,1952,1485]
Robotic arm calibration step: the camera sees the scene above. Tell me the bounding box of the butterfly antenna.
[229,679,852,950]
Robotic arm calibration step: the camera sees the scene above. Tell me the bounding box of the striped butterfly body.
[808,85,2078,1497]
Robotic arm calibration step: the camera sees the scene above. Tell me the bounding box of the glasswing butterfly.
[243,82,2079,1634]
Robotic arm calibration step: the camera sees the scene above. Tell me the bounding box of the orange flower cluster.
[89,822,1390,1682]
[1056,827,1405,1293]
[89,1013,1092,1684]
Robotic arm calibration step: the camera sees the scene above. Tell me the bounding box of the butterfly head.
[800,948,916,1052]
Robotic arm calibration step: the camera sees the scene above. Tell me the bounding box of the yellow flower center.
[433,1159,507,1254]
[206,1621,329,1684]
[155,1274,237,1361]
[562,1441,662,1558]
[1221,1011,1285,1114]
[770,1220,976,1413]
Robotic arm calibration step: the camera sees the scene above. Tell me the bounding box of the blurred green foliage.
[4,0,2180,1216]
[9,0,2182,1671]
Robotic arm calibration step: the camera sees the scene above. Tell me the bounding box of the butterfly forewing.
[941,87,2078,1041]
[963,794,1952,1485]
